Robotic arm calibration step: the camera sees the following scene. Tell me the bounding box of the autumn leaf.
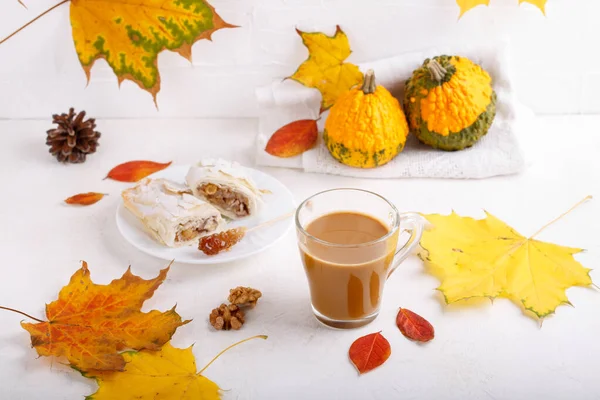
[520,0,546,14]
[419,196,594,319]
[265,119,318,158]
[70,0,235,101]
[457,0,546,17]
[85,336,267,400]
[348,332,391,374]
[85,343,218,400]
[289,26,363,112]
[65,192,106,206]
[21,261,189,371]
[105,160,172,182]
[396,308,435,343]
[456,0,489,17]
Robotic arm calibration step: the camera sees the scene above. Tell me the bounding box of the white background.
[0,117,599,399]
[1,1,600,399]
[0,0,597,119]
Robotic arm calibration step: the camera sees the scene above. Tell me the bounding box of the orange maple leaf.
[21,261,189,372]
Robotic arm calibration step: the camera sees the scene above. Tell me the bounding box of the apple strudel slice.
[185,159,264,219]
[122,178,224,248]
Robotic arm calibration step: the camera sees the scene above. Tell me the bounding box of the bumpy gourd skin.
[404,55,497,151]
[324,78,409,168]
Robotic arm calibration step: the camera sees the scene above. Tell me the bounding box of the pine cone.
[228,286,262,308]
[46,108,101,163]
[209,304,245,330]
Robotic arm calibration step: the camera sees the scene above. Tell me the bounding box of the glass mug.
[295,188,424,329]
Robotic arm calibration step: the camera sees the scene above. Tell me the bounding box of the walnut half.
[228,287,262,308]
[209,304,244,330]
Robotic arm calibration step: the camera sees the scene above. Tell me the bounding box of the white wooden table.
[1,116,599,400]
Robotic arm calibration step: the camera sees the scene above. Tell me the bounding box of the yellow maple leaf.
[85,343,219,400]
[520,0,547,14]
[21,261,189,371]
[457,0,546,17]
[70,0,234,101]
[456,0,490,18]
[86,337,267,400]
[420,197,594,318]
[289,26,363,112]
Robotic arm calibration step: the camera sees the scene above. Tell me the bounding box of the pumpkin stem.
[361,69,377,95]
[427,59,447,82]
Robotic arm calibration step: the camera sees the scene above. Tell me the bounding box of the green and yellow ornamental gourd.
[404,55,497,151]
[324,69,409,168]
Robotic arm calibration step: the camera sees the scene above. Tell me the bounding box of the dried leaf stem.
[198,335,267,375]
[0,0,69,46]
[0,305,44,323]
[530,195,593,239]
[18,0,28,9]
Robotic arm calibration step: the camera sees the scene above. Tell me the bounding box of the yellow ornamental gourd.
[404,55,497,151]
[324,69,409,168]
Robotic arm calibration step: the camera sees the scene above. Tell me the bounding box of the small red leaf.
[396,308,435,342]
[348,332,391,374]
[64,192,106,206]
[105,160,172,182]
[265,119,318,158]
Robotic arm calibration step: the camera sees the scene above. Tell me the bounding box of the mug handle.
[387,212,425,279]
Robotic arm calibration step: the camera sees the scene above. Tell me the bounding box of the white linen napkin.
[255,40,528,179]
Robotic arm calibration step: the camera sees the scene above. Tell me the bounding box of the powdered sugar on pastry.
[122,178,224,247]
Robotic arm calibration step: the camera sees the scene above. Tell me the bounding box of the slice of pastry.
[122,178,225,247]
[185,158,264,219]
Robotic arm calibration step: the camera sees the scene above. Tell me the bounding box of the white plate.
[116,165,296,264]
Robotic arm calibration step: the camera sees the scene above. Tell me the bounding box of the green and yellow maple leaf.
[70,0,234,101]
[289,26,363,112]
[457,0,546,17]
[420,198,593,319]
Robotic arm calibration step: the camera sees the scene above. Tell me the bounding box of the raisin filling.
[199,183,250,217]
[175,216,219,242]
